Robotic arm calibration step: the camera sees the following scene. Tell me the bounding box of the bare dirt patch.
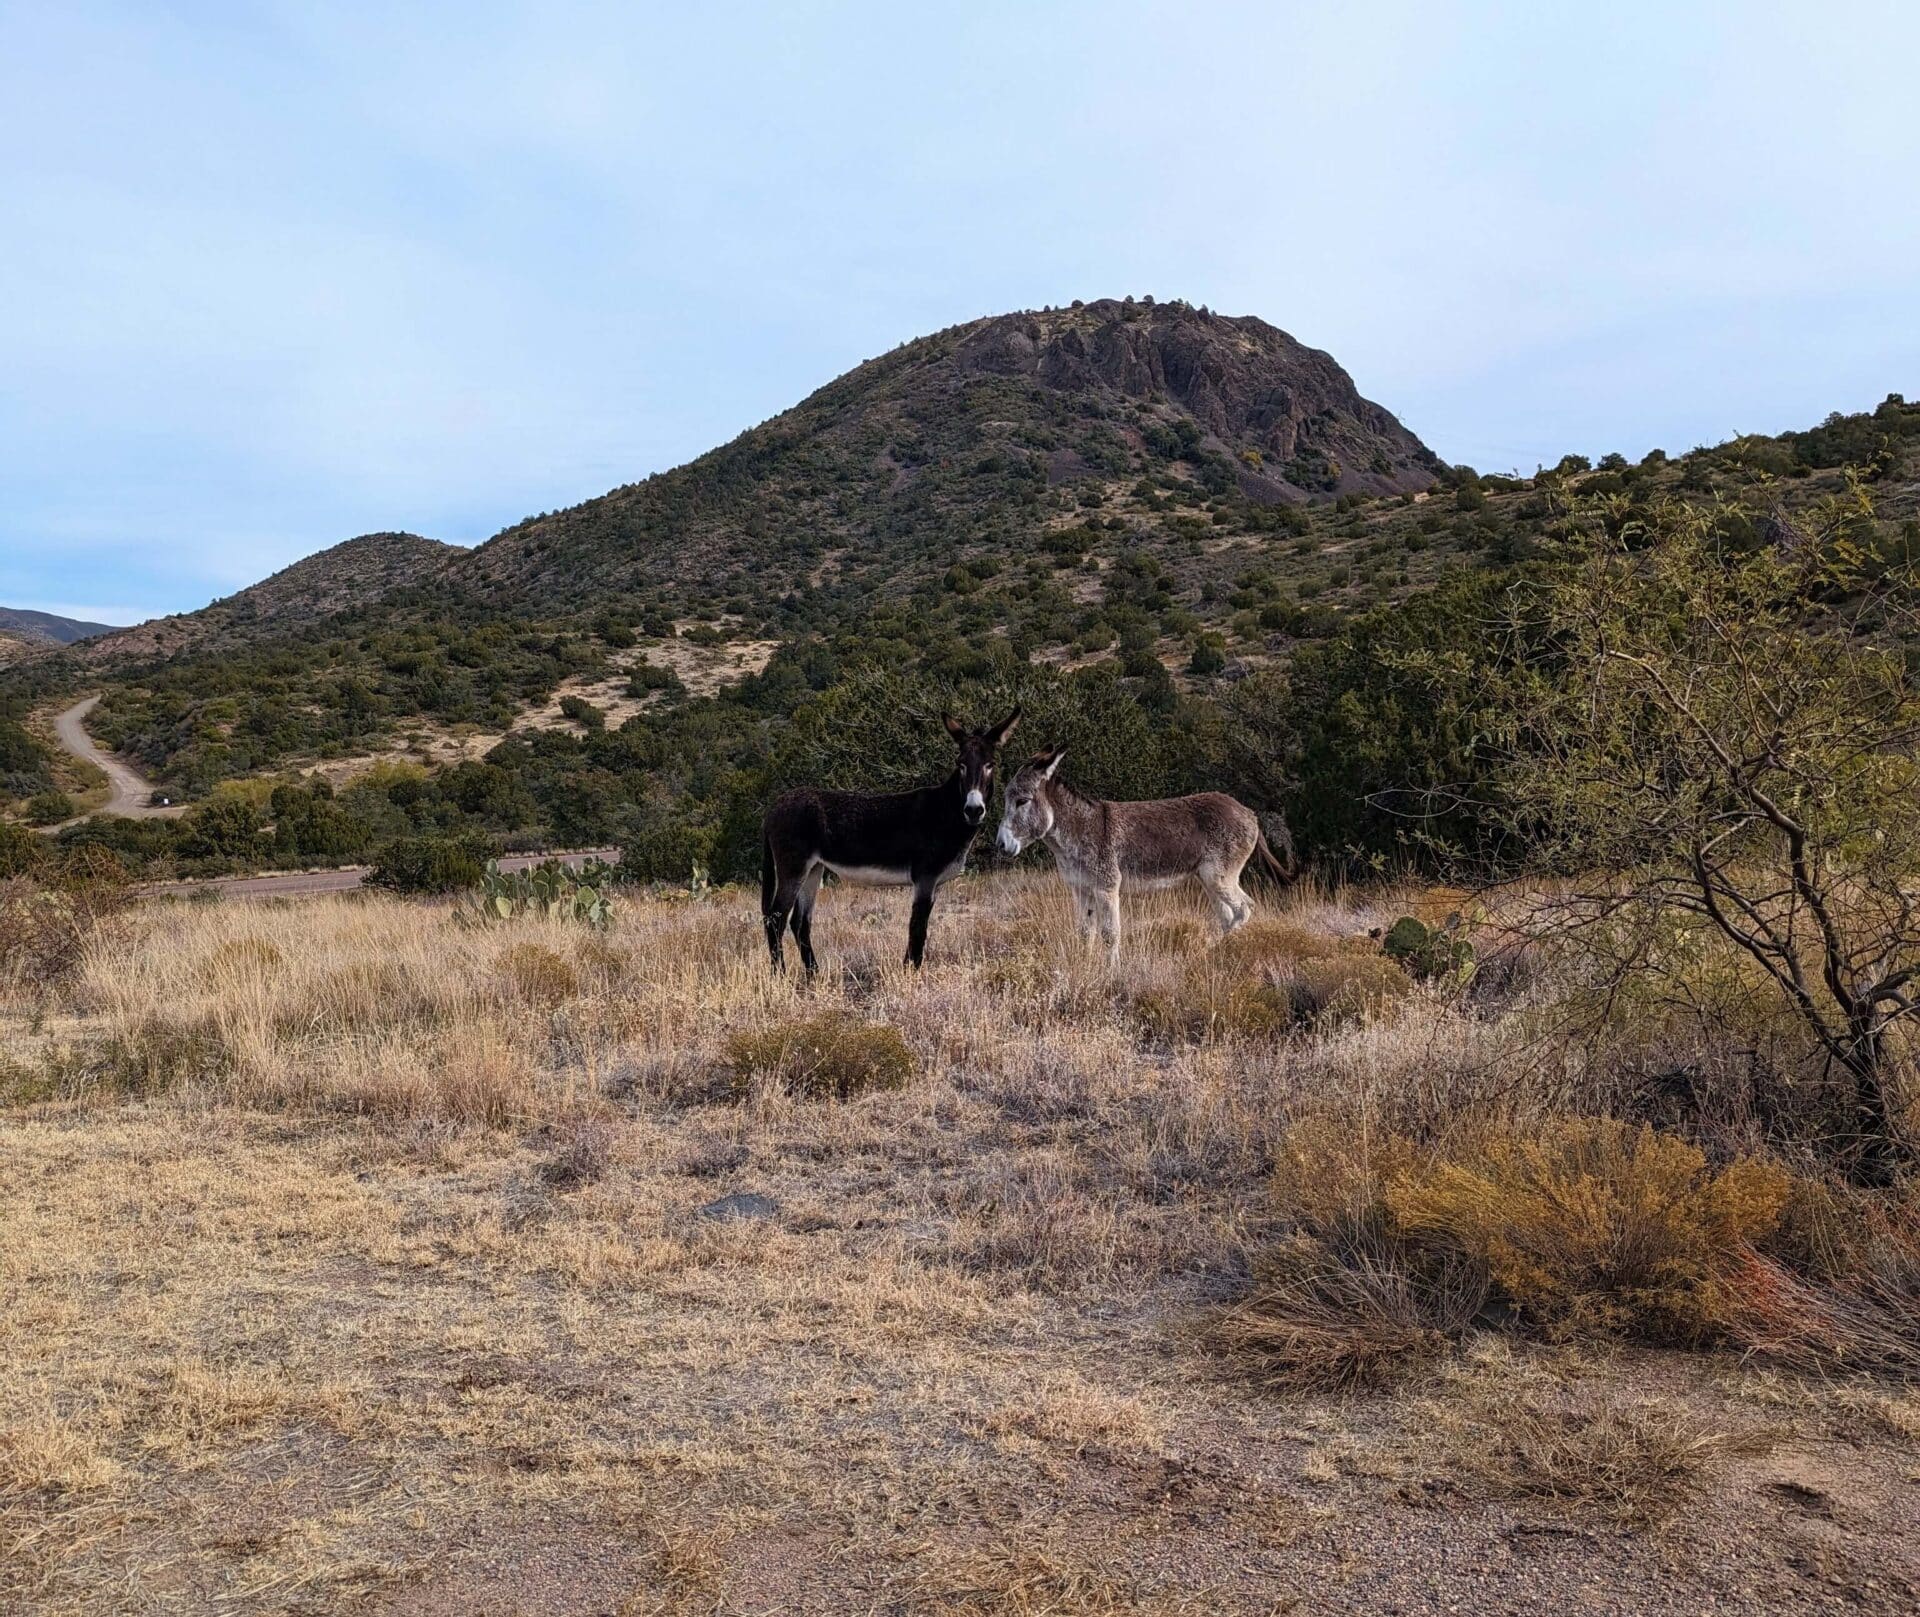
[297,636,780,784]
[644,631,778,697]
[3,880,1917,1613]
[299,722,509,786]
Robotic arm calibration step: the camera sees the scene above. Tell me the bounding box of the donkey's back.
[764,784,938,880]
[1106,791,1261,887]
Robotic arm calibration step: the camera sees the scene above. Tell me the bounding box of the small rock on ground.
[697,1191,780,1222]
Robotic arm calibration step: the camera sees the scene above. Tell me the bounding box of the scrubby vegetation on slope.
[5,292,1916,914]
[14,389,1913,903]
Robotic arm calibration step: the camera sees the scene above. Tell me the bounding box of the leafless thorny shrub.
[1497,488,1920,1182]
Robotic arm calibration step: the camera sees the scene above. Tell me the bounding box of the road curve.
[51,696,186,819]
[141,848,621,901]
[39,700,618,899]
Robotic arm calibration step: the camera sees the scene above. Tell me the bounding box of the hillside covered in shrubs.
[2,295,1917,894]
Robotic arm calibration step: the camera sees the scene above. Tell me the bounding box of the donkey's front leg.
[1094,886,1122,966]
[904,879,937,970]
[1071,883,1099,949]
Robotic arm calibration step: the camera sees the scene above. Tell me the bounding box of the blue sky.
[4,1,1917,625]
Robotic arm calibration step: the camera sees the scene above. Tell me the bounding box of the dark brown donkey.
[995,749,1295,962]
[761,709,1021,973]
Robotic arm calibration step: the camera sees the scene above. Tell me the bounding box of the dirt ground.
[3,881,1917,1614]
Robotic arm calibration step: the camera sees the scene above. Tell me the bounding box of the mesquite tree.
[1508,484,1920,1179]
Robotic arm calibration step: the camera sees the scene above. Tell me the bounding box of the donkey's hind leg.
[765,863,803,972]
[1201,861,1255,936]
[789,862,824,976]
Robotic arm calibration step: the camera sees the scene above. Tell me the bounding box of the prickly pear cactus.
[463,859,615,928]
[1381,914,1476,984]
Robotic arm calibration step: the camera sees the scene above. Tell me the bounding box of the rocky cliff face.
[946,299,1438,497]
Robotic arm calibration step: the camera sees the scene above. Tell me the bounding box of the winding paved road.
[51,695,185,819]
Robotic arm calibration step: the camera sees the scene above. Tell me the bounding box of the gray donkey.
[995,750,1295,961]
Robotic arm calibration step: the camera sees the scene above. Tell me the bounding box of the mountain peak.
[938,298,1437,495]
[0,605,117,645]
[460,297,1439,603]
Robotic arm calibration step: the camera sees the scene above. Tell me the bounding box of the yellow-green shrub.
[497,942,579,1008]
[1213,920,1370,972]
[1133,968,1294,1041]
[1387,1119,1792,1343]
[1272,1113,1421,1234]
[723,1012,915,1100]
[1136,949,1410,1042]
[1210,1118,1486,1389]
[200,936,285,986]
[1283,956,1413,1024]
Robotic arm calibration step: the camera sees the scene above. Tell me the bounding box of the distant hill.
[10,294,1916,870]
[77,532,463,665]
[72,299,1441,668]
[455,297,1442,609]
[0,606,117,645]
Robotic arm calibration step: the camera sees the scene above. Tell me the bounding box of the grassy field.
[3,875,1919,1614]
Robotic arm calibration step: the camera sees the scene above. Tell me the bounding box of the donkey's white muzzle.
[996,826,1022,856]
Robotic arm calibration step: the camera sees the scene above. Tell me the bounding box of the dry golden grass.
[1,874,1916,1612]
[1201,1229,1483,1392]
[1411,1344,1777,1526]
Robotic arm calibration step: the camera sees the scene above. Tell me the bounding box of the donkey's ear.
[988,706,1022,746]
[1041,748,1066,779]
[942,713,968,742]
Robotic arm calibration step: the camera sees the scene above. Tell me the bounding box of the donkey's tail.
[759,835,776,917]
[1252,813,1299,886]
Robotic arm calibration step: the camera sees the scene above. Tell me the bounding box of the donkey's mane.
[1025,757,1096,807]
